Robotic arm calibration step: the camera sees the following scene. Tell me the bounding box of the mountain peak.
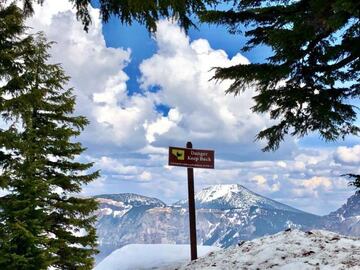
[329,191,360,218]
[175,183,302,213]
[196,184,252,203]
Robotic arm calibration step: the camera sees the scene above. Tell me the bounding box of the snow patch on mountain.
[197,184,244,202]
[179,229,360,270]
[95,193,166,208]
[96,198,128,208]
[94,244,220,270]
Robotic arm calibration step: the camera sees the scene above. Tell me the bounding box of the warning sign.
[168,146,214,169]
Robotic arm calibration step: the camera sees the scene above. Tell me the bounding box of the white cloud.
[270,182,281,192]
[335,145,360,164]
[277,161,287,168]
[301,176,332,189]
[251,175,280,192]
[144,108,182,143]
[91,156,139,175]
[139,171,152,181]
[139,20,271,151]
[252,175,267,186]
[295,152,329,165]
[25,1,156,149]
[25,7,285,154]
[292,161,306,171]
[292,176,333,198]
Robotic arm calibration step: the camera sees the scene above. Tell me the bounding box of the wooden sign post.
[168,142,215,261]
[186,142,197,261]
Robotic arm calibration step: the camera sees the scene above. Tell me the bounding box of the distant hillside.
[321,191,360,236]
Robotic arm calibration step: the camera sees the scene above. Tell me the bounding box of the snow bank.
[179,229,360,270]
[94,244,220,270]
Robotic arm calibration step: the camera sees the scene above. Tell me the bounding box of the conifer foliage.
[199,0,359,188]
[19,0,218,32]
[200,0,360,151]
[0,4,99,269]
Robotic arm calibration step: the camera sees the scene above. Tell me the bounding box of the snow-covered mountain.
[179,229,360,270]
[175,184,303,213]
[321,191,360,236]
[94,185,321,263]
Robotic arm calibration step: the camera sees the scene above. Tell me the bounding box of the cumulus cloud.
[334,145,360,164]
[250,175,280,192]
[26,6,279,156]
[90,156,139,175]
[26,1,158,150]
[252,175,267,186]
[144,108,182,143]
[139,171,152,181]
[139,21,275,152]
[277,161,287,168]
[301,176,332,189]
[291,176,333,198]
[26,4,291,156]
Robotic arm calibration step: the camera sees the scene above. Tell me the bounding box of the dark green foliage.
[200,0,360,151]
[0,4,99,269]
[19,0,219,32]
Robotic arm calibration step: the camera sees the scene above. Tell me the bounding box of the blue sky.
[23,1,360,215]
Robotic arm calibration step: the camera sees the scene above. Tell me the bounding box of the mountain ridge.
[94,193,166,207]
[174,184,306,214]
[321,191,360,236]
[94,183,326,263]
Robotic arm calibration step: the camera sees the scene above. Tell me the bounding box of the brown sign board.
[168,146,215,169]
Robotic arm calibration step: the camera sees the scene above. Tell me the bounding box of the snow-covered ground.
[179,229,360,270]
[94,244,220,270]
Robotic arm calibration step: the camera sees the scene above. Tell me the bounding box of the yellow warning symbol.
[172,149,185,160]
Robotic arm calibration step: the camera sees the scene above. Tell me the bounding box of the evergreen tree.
[199,0,360,189]
[0,4,99,269]
[200,0,359,151]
